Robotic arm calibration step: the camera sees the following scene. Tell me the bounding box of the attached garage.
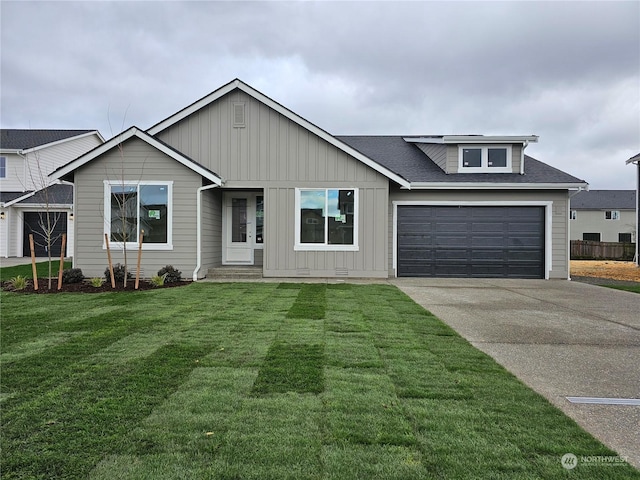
[23,211,68,257]
[396,205,546,278]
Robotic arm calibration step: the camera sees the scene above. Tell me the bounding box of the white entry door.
[223,193,263,264]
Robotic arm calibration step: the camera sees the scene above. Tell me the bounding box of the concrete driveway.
[392,278,640,470]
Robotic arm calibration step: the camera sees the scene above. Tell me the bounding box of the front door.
[223,192,264,264]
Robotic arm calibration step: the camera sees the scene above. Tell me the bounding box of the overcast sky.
[1,1,638,189]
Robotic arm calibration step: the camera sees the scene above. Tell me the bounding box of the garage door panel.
[397,206,544,278]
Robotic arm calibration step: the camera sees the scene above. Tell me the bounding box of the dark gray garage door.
[397,206,544,278]
[23,211,67,257]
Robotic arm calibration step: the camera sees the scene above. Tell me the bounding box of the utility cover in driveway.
[397,205,544,278]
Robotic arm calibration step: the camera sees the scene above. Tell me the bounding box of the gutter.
[192,183,222,281]
[404,182,590,190]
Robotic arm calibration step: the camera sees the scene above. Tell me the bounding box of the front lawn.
[0,260,72,282]
[1,282,638,479]
[605,284,640,294]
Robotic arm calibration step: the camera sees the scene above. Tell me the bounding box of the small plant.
[9,275,28,290]
[105,263,132,284]
[150,273,168,288]
[157,265,182,283]
[62,268,84,284]
[90,277,105,287]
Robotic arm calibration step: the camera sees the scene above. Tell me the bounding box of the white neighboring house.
[569,189,636,243]
[626,152,640,265]
[0,130,104,258]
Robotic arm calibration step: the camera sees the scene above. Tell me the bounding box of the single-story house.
[1,129,104,258]
[50,79,588,280]
[569,190,636,243]
[626,153,640,264]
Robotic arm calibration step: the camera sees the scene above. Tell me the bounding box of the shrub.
[104,263,132,284]
[62,268,84,284]
[150,273,167,287]
[90,277,105,287]
[9,275,28,290]
[157,265,182,283]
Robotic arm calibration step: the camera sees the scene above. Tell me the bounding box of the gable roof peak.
[50,126,222,185]
[147,79,410,188]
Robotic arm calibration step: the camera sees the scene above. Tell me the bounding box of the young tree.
[22,149,71,290]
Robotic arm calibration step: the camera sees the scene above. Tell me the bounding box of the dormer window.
[459,145,512,173]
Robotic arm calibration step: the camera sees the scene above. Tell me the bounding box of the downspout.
[567,184,588,280]
[520,141,528,175]
[193,183,221,281]
[17,150,28,191]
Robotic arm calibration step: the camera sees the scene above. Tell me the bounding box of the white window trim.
[570,210,577,220]
[103,180,173,250]
[392,200,553,279]
[294,187,359,251]
[604,210,620,220]
[458,145,512,173]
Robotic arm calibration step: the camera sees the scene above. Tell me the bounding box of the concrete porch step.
[206,266,263,279]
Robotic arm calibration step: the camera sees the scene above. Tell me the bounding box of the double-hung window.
[104,180,173,249]
[295,188,358,251]
[0,156,6,178]
[459,145,512,173]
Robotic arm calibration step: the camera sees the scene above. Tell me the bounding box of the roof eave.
[20,130,103,154]
[404,135,539,145]
[405,181,588,190]
[625,153,640,164]
[3,191,37,207]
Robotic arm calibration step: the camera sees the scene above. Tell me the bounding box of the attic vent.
[233,103,245,128]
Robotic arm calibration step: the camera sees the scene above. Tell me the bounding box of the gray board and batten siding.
[73,137,206,278]
[154,89,391,278]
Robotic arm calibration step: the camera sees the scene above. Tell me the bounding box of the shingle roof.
[0,129,94,150]
[571,190,636,209]
[337,136,586,185]
[20,184,74,204]
[0,184,74,206]
[0,191,32,204]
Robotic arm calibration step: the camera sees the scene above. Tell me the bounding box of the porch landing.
[206,266,263,280]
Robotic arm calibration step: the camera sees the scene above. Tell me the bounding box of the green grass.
[1,281,638,479]
[0,260,72,281]
[605,284,640,294]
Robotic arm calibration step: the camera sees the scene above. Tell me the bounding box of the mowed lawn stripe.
[1,281,638,479]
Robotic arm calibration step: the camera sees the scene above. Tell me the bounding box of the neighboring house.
[50,79,587,280]
[0,129,104,257]
[626,152,640,264]
[569,190,636,243]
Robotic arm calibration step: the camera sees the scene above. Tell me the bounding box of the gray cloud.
[1,0,638,188]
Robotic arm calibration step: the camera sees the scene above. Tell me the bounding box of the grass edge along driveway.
[1,282,638,479]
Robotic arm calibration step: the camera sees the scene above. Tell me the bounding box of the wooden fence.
[570,240,636,261]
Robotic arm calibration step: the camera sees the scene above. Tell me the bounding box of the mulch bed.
[1,278,192,294]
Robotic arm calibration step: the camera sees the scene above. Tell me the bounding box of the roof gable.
[49,127,222,185]
[147,79,410,188]
[0,129,102,151]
